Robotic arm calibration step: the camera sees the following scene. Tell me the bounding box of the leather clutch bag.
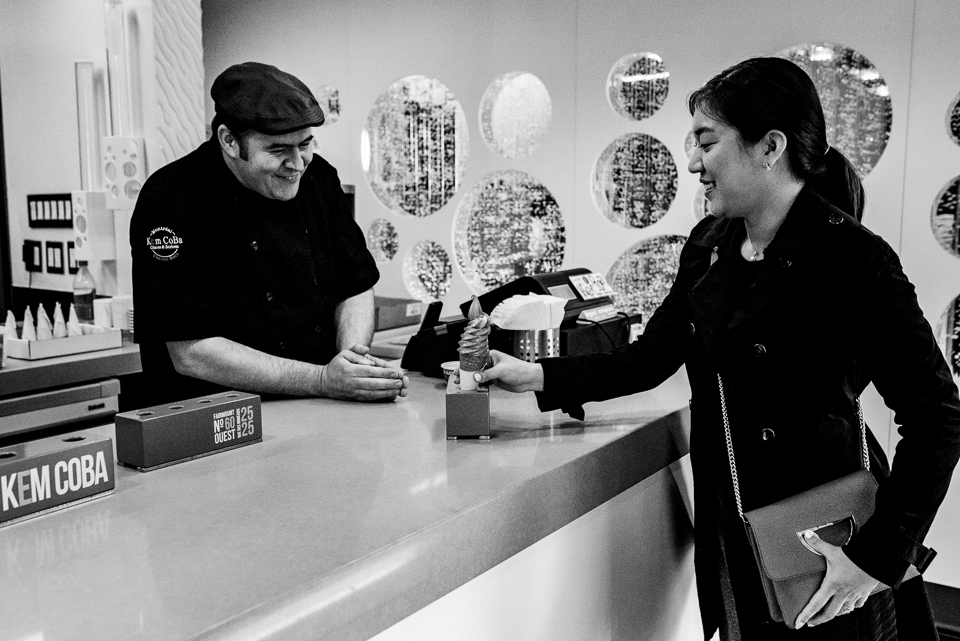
[743,469,879,627]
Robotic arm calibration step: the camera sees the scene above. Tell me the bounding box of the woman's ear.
[762,129,788,169]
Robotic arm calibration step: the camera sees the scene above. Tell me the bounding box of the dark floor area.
[929,582,960,640]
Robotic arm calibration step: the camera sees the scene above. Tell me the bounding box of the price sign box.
[0,433,115,528]
[445,376,491,440]
[115,392,261,472]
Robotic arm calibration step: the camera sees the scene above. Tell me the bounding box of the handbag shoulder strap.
[717,373,870,523]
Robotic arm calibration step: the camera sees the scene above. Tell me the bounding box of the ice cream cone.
[458,296,490,390]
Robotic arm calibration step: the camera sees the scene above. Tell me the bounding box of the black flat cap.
[212,62,324,135]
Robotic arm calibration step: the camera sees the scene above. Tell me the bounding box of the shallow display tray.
[5,324,122,360]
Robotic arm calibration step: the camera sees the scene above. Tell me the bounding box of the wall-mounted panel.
[896,0,960,590]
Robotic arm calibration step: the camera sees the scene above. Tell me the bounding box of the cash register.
[401,268,642,378]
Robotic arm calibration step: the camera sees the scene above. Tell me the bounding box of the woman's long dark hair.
[688,57,865,221]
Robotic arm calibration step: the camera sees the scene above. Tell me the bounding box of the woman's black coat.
[536,188,960,636]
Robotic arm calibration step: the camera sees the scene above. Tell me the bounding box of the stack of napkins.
[490,294,566,330]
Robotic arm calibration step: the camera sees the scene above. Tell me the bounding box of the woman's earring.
[763,162,772,171]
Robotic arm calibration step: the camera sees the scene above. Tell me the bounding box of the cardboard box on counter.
[5,324,122,360]
[374,296,422,331]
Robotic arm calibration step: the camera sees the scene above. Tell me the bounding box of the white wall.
[202,0,579,313]
[1,0,203,299]
[200,0,916,311]
[898,0,960,590]
[201,0,960,588]
[0,0,113,294]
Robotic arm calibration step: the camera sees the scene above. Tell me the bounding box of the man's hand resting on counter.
[321,345,409,401]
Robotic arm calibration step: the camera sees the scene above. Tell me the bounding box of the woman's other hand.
[455,349,545,393]
[794,530,882,628]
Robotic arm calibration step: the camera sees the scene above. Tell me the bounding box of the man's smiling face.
[228,127,314,201]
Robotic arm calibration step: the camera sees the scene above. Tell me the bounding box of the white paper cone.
[21,307,37,341]
[36,305,53,340]
[4,310,15,338]
[2,310,14,368]
[53,302,68,338]
[67,304,83,336]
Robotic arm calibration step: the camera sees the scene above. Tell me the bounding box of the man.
[131,62,407,404]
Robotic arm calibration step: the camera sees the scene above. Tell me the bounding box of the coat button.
[753,343,767,357]
[315,325,322,333]
[266,292,274,302]
[250,240,259,251]
[689,323,696,335]
[761,428,776,441]
[828,212,843,225]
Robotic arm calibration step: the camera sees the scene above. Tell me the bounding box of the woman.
[472,58,960,640]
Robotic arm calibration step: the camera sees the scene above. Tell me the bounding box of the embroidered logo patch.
[147,227,183,261]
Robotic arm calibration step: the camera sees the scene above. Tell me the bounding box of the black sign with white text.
[0,435,115,528]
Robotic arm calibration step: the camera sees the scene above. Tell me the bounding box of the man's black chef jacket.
[130,138,379,404]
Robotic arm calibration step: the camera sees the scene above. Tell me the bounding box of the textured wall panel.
[453,170,566,294]
[778,42,892,178]
[606,52,669,121]
[153,0,205,166]
[607,235,687,332]
[363,76,469,218]
[592,133,678,229]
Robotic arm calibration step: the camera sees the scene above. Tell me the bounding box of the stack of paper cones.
[8,305,88,343]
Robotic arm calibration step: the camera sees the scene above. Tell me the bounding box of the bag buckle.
[796,516,857,554]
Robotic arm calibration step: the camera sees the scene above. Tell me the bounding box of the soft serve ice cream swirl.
[458,296,490,390]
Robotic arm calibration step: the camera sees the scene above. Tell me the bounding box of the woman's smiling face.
[687,109,766,219]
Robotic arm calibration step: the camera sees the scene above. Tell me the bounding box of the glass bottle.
[72,261,97,323]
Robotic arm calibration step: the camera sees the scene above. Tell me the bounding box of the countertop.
[0,369,691,641]
[0,342,142,398]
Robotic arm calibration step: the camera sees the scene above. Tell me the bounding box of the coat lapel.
[687,217,740,364]
[690,188,835,342]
